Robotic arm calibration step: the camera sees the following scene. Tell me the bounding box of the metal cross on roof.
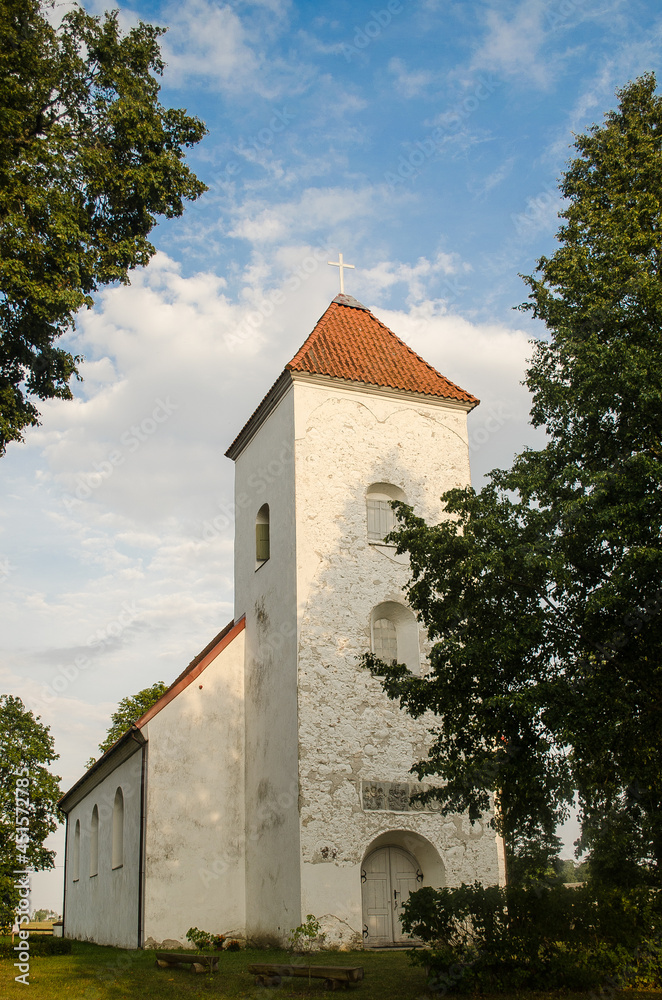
[327,252,355,294]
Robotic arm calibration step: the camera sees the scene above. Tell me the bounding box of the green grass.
[2,940,662,999]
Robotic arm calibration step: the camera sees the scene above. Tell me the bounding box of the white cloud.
[228,185,390,244]
[359,252,470,307]
[388,57,436,99]
[470,0,579,89]
[470,156,517,198]
[159,0,296,95]
[375,303,543,480]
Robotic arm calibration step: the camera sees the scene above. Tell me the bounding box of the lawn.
[2,942,662,1000]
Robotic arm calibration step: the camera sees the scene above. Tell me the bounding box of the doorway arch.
[361,832,445,947]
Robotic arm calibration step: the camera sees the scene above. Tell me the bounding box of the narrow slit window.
[112,788,124,869]
[256,504,270,566]
[90,805,99,877]
[73,819,80,881]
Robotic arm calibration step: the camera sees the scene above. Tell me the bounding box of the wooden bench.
[248,963,364,990]
[156,952,219,974]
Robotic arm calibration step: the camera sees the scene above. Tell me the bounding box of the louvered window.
[256,523,270,561]
[371,601,421,675]
[373,617,398,663]
[366,484,407,543]
[367,498,396,541]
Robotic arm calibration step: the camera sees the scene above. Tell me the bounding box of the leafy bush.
[288,914,326,953]
[0,936,71,958]
[225,939,241,951]
[400,882,662,992]
[185,927,226,951]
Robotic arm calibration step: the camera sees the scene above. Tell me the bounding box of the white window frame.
[366,483,407,544]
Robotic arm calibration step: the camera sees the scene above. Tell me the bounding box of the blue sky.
[4,0,662,910]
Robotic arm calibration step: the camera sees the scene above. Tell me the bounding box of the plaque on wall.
[361,780,442,812]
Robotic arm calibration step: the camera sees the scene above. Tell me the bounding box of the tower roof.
[286,295,478,403]
[226,295,478,460]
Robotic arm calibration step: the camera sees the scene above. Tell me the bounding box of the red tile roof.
[286,295,478,405]
[226,296,478,459]
[135,617,246,729]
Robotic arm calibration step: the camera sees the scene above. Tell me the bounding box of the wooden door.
[390,847,420,942]
[362,846,420,946]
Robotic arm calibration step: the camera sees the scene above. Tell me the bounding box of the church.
[59,288,505,950]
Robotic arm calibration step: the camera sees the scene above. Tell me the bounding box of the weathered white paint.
[290,377,502,946]
[142,626,246,948]
[230,372,502,946]
[64,749,142,949]
[233,383,302,943]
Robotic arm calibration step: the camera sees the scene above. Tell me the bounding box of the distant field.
[2,940,662,999]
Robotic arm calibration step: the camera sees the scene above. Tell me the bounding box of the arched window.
[72,819,80,881]
[112,788,124,869]
[366,483,407,543]
[370,601,420,675]
[255,504,270,567]
[372,618,398,663]
[90,805,99,877]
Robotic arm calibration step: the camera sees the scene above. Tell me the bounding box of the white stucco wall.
[233,385,302,943]
[64,748,143,948]
[291,378,502,946]
[142,626,246,948]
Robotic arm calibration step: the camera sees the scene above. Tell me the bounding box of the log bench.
[248,963,364,990]
[156,953,219,974]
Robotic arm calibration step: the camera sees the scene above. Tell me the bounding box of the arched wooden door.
[361,846,421,946]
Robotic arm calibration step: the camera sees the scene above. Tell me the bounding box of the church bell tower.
[225,292,503,946]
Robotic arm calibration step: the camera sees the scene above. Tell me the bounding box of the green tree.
[0,695,61,930]
[87,680,168,767]
[0,0,207,452]
[364,73,662,887]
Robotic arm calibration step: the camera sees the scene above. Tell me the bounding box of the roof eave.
[135,616,245,728]
[59,617,247,813]
[225,370,293,462]
[58,726,146,814]
[288,370,480,411]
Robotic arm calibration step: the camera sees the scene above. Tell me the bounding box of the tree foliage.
[87,680,168,767]
[364,73,662,887]
[0,695,61,929]
[0,0,207,452]
[400,882,662,992]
